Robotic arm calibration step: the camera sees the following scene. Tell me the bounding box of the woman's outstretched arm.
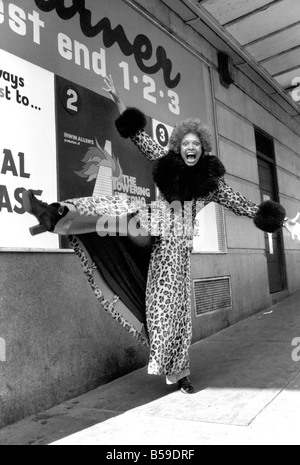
[103,75,166,162]
[211,178,300,241]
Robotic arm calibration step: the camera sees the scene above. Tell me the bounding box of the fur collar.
[152,151,226,203]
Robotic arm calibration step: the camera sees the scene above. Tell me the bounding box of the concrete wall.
[190,70,298,340]
[1,0,300,428]
[191,64,300,335]
[0,251,148,428]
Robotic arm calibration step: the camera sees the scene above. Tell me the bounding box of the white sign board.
[0,49,58,249]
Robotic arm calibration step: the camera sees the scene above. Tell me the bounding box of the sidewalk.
[1,291,300,445]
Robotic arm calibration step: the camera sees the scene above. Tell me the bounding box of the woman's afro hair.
[169,118,213,154]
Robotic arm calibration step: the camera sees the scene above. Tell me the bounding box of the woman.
[22,76,299,394]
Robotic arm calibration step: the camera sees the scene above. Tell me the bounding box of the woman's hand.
[103,74,126,114]
[284,213,300,241]
[103,74,119,101]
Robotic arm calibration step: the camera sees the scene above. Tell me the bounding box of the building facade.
[1,0,300,427]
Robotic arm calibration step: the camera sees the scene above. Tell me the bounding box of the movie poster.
[56,76,156,204]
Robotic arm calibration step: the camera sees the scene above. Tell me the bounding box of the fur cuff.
[115,107,147,138]
[253,200,286,233]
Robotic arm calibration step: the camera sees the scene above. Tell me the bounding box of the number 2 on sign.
[143,75,157,104]
[61,85,81,115]
[67,89,79,112]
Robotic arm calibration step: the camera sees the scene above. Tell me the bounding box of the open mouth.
[186,153,197,163]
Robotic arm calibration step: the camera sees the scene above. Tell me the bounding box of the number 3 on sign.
[168,90,180,115]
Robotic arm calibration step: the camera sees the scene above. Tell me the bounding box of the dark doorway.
[255,129,286,293]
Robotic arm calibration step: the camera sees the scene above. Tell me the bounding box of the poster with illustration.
[56,76,156,204]
[0,49,58,249]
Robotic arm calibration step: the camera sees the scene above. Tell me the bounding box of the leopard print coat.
[129,130,259,376]
[65,127,260,379]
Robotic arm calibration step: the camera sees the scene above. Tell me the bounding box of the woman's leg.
[22,189,150,238]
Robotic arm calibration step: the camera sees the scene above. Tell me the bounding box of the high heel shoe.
[30,223,48,236]
[22,189,63,236]
[178,376,195,394]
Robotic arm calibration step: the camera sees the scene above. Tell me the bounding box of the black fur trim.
[253,200,286,233]
[115,107,147,138]
[152,151,226,203]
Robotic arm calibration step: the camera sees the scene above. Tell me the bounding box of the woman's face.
[180,133,202,167]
